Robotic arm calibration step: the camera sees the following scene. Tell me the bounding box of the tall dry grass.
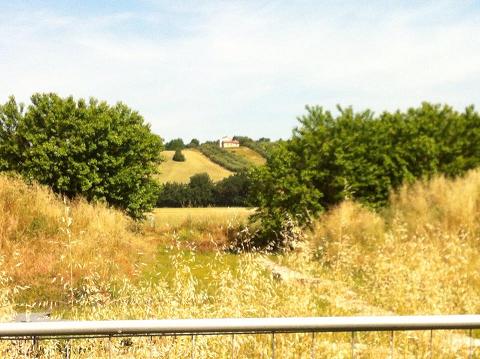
[1,171,480,357]
[0,174,155,305]
[310,169,480,315]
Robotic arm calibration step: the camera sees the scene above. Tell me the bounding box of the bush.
[0,93,163,219]
[172,149,186,162]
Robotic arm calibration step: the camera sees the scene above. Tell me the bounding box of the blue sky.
[1,1,480,141]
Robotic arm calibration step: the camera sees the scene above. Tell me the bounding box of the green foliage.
[172,148,186,162]
[250,103,480,249]
[0,93,163,219]
[214,172,252,206]
[157,172,253,207]
[156,182,191,207]
[198,143,251,172]
[0,96,23,171]
[188,173,215,206]
[165,138,185,150]
[233,135,272,158]
[187,138,200,148]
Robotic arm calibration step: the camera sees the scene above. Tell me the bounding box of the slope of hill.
[157,149,232,183]
[225,146,266,166]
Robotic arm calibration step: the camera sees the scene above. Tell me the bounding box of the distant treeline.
[157,172,252,207]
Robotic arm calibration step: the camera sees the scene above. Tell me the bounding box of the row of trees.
[0,93,163,218]
[157,172,251,207]
[250,103,480,248]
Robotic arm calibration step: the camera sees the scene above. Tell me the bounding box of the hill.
[157,149,232,183]
[225,146,266,166]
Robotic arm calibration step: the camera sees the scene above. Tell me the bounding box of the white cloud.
[1,1,480,141]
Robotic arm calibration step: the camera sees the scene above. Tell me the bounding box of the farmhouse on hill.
[219,136,240,148]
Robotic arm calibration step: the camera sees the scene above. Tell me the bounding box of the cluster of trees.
[251,103,480,248]
[157,172,251,207]
[165,138,199,150]
[0,93,163,218]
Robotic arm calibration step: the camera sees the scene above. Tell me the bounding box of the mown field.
[156,149,232,183]
[1,171,480,357]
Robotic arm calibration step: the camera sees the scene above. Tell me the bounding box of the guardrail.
[1,315,479,358]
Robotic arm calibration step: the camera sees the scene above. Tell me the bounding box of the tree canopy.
[250,103,480,248]
[0,93,163,218]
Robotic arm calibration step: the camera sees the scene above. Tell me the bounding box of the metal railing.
[1,315,479,357]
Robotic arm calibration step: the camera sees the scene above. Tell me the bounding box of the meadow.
[1,170,480,357]
[156,149,232,184]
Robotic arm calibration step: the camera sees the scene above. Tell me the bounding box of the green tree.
[187,138,200,148]
[172,148,186,162]
[214,172,251,206]
[0,93,163,219]
[188,173,214,206]
[165,138,185,150]
[250,103,480,249]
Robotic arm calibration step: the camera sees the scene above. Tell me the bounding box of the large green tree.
[0,93,163,218]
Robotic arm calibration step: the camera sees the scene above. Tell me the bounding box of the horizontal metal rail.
[1,315,480,339]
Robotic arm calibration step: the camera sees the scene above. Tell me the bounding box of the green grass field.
[157,149,232,183]
[225,146,266,166]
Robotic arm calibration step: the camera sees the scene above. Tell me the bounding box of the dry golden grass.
[156,149,232,183]
[151,207,252,228]
[306,169,480,316]
[0,174,156,304]
[224,146,266,166]
[143,207,253,251]
[2,170,480,357]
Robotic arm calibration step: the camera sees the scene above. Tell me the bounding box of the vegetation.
[198,143,252,172]
[164,138,185,150]
[0,93,163,219]
[157,172,252,207]
[250,103,480,248]
[1,169,480,356]
[187,138,200,148]
[224,146,266,166]
[233,135,273,158]
[172,148,186,162]
[157,149,232,183]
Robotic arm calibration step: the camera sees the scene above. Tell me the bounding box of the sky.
[1,0,480,141]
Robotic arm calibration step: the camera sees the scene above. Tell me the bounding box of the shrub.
[172,149,186,162]
[0,93,163,219]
